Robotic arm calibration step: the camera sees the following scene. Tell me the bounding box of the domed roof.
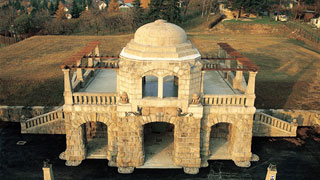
[134,19,187,46]
[120,20,200,60]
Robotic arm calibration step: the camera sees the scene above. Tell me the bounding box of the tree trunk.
[236,8,241,21]
[202,0,206,18]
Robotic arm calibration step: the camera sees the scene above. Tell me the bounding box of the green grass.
[222,16,281,25]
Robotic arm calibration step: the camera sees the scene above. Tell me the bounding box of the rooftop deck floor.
[203,71,235,95]
[83,70,117,93]
[82,69,237,95]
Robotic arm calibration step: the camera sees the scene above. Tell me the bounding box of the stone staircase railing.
[202,94,246,106]
[20,107,64,133]
[254,112,298,136]
[72,92,117,105]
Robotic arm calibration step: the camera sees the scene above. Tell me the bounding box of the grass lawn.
[0,32,319,110]
[222,16,281,25]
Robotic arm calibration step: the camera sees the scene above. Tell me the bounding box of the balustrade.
[72,92,117,105]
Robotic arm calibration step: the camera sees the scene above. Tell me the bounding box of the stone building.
[20,20,298,174]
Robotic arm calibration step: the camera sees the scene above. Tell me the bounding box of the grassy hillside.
[0,33,319,110]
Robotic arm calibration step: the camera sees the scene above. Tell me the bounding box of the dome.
[120,20,200,60]
[134,19,187,46]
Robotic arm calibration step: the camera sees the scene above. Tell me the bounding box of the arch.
[163,75,178,98]
[142,121,176,167]
[207,115,236,128]
[83,121,108,159]
[140,68,187,79]
[68,113,114,161]
[208,122,234,160]
[142,75,158,97]
[71,112,114,129]
[139,114,179,127]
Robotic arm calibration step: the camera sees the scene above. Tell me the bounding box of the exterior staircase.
[20,107,65,134]
[253,112,298,137]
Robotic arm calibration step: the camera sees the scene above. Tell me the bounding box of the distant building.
[311,16,320,28]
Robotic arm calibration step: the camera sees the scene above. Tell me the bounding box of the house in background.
[311,15,320,28]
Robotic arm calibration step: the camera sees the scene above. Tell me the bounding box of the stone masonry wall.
[201,106,255,166]
[115,114,201,168]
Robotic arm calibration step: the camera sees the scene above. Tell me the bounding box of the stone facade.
[20,20,265,174]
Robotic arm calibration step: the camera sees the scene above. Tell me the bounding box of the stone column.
[116,117,143,174]
[201,126,211,157]
[42,161,54,180]
[200,71,205,95]
[65,125,86,166]
[265,164,277,180]
[231,115,253,168]
[88,57,94,67]
[158,76,163,98]
[233,71,243,91]
[62,69,73,105]
[95,45,100,62]
[76,60,83,82]
[245,71,257,107]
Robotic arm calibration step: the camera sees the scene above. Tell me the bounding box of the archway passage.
[209,123,232,160]
[85,122,108,159]
[142,76,158,97]
[142,122,175,168]
[163,75,178,98]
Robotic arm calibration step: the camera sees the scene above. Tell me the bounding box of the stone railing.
[72,92,117,105]
[202,95,247,106]
[254,112,297,133]
[21,107,64,131]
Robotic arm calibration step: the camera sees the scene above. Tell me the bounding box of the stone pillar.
[201,126,211,157]
[245,71,257,107]
[174,116,201,174]
[265,164,277,180]
[200,71,205,95]
[76,60,83,82]
[43,160,54,180]
[231,115,253,167]
[95,45,100,62]
[65,124,86,166]
[233,70,244,91]
[115,69,120,94]
[290,119,298,135]
[158,76,163,98]
[20,115,27,133]
[62,69,73,105]
[88,57,93,67]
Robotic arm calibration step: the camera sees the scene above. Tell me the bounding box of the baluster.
[97,95,101,104]
[92,95,97,104]
[89,96,92,104]
[102,96,106,104]
[106,96,110,104]
[111,96,115,104]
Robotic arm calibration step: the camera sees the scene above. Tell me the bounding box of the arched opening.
[209,123,232,159]
[84,122,108,159]
[143,122,175,167]
[163,75,178,98]
[142,75,158,97]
